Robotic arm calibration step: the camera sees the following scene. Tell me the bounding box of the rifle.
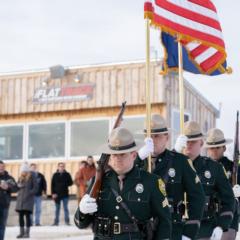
[232,111,239,186]
[89,101,127,198]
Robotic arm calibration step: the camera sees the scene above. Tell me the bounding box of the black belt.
[112,222,139,235]
[94,217,139,236]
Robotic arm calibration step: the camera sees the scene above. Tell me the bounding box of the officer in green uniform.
[74,127,172,240]
[182,121,235,240]
[204,128,240,240]
[135,114,205,240]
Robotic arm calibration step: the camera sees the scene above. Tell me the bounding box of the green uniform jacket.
[74,166,172,240]
[193,156,235,238]
[219,156,239,231]
[135,149,205,240]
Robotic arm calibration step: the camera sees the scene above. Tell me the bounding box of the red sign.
[33,84,95,103]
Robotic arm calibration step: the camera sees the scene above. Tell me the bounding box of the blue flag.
[161,32,229,76]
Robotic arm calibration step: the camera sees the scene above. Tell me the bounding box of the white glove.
[210,226,223,240]
[138,137,154,160]
[174,135,187,153]
[233,184,240,198]
[79,194,98,214]
[182,235,191,240]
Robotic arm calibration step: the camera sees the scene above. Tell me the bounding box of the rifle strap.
[110,188,140,227]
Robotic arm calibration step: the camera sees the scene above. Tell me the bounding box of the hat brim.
[203,138,233,148]
[136,129,170,135]
[186,135,205,141]
[98,140,144,154]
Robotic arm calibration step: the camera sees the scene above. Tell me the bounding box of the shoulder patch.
[158,178,166,197]
[187,159,196,172]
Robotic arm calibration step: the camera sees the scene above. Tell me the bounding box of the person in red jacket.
[74,156,96,203]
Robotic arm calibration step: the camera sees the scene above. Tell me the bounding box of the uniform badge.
[158,179,166,196]
[135,183,144,193]
[204,170,211,179]
[168,168,176,178]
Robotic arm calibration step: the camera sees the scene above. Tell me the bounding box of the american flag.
[144,0,229,75]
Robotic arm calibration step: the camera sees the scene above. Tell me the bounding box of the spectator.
[0,160,18,240]
[30,163,47,226]
[16,162,37,238]
[74,156,96,203]
[74,161,87,203]
[51,162,73,226]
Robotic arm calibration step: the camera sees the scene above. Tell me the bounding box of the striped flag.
[144,0,230,75]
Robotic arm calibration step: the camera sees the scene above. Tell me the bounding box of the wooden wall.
[0,62,164,115]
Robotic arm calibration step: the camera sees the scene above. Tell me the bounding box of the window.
[0,125,23,160]
[28,123,65,159]
[70,119,109,157]
[171,109,191,147]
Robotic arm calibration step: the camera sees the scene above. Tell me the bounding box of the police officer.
[74,127,172,239]
[182,121,235,240]
[136,114,205,240]
[204,128,240,240]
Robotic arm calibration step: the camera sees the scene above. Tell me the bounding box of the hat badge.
[112,139,121,146]
[204,170,211,179]
[135,183,144,193]
[168,168,176,178]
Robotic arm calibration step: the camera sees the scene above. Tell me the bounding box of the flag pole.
[145,18,152,173]
[178,35,188,218]
[178,36,184,134]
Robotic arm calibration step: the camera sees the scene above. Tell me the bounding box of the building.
[0,60,219,194]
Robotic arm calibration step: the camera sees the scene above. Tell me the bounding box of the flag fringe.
[144,9,232,75]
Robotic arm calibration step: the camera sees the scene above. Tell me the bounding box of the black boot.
[23,227,30,238]
[16,227,24,238]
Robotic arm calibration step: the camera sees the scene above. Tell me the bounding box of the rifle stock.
[232,111,239,186]
[90,101,127,198]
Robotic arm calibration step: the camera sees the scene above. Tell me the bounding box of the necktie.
[118,175,125,191]
[151,156,157,171]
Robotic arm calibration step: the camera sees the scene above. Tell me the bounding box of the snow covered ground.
[5,225,93,240]
[5,225,240,239]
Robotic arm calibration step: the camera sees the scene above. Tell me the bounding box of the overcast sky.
[0,0,239,153]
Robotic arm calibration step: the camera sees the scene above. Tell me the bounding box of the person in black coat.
[30,163,47,226]
[0,160,18,240]
[51,162,73,225]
